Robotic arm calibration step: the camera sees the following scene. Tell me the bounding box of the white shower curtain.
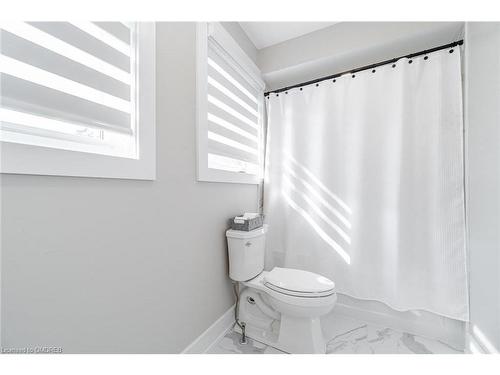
[264,48,468,321]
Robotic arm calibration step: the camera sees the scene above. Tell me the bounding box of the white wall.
[258,22,464,91]
[465,22,500,353]
[0,22,259,353]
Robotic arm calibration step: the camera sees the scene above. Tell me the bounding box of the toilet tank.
[226,224,268,281]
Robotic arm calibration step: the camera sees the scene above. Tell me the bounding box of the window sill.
[0,140,156,180]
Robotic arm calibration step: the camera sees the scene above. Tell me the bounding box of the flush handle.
[245,241,252,247]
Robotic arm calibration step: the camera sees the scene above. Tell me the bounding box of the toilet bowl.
[226,225,337,353]
[241,268,337,353]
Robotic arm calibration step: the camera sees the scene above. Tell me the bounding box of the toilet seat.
[264,283,335,297]
[264,267,335,298]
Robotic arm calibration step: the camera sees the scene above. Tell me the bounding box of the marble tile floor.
[207,313,463,354]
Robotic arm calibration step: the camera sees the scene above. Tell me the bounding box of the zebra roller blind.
[197,23,265,184]
[0,22,135,142]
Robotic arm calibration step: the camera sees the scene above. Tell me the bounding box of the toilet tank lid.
[264,267,335,293]
[226,224,268,239]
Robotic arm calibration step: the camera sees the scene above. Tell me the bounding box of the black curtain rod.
[264,40,464,96]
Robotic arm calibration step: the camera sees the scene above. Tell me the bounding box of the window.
[0,22,155,180]
[196,22,265,184]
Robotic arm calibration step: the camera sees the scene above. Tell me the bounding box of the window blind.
[205,39,262,176]
[0,22,134,140]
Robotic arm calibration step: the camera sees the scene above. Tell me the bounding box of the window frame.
[0,22,156,180]
[196,22,265,185]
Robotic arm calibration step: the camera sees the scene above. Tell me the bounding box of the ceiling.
[239,22,338,50]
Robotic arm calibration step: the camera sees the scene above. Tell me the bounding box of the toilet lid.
[264,267,335,295]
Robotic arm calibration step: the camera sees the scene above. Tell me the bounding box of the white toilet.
[226,224,337,354]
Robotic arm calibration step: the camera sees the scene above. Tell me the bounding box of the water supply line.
[232,281,247,345]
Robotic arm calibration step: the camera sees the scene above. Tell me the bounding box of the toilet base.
[236,273,335,354]
[234,316,326,354]
[277,315,325,353]
[236,300,327,354]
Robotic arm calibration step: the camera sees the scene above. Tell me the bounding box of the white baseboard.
[182,305,235,354]
[465,331,487,354]
[465,322,499,354]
